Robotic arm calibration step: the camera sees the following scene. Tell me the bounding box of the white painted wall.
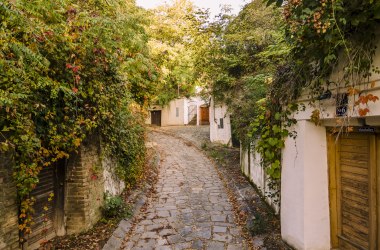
[161,98,186,126]
[240,146,279,213]
[281,121,330,250]
[209,98,232,146]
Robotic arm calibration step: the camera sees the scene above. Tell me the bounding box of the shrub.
[102,194,131,219]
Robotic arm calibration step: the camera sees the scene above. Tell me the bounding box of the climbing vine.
[0,0,156,240]
[254,0,380,183]
[268,0,380,105]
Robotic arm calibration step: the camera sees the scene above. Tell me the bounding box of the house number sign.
[336,93,348,117]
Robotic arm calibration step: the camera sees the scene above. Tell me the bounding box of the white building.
[209,98,232,146]
[146,97,209,127]
[241,42,380,249]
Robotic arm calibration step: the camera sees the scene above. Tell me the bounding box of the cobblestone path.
[122,131,249,250]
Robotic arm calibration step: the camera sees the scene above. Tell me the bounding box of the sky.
[135,0,249,17]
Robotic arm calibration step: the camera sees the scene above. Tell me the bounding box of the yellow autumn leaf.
[371,81,376,88]
[347,87,360,96]
[73,138,81,147]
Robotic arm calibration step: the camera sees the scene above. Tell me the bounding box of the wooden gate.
[151,110,161,126]
[328,132,378,249]
[26,161,65,248]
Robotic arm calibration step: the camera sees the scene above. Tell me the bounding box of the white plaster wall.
[209,98,232,146]
[281,120,330,250]
[294,85,380,123]
[241,146,279,213]
[184,99,189,125]
[161,99,185,126]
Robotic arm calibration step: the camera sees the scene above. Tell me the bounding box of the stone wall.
[0,152,19,250]
[65,134,124,235]
[65,135,104,234]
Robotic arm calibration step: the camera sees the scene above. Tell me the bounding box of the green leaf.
[267,138,278,147]
[265,150,274,160]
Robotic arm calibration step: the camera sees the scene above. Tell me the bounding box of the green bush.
[102,194,131,219]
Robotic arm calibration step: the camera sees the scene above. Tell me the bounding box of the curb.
[102,195,147,250]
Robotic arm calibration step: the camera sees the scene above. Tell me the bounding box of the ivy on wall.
[0,0,156,240]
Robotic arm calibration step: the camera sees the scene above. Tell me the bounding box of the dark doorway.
[151,110,162,126]
[230,116,241,148]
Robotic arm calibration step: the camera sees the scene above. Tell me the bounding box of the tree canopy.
[146,0,207,105]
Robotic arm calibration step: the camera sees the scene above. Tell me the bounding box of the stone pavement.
[159,126,209,149]
[122,131,249,250]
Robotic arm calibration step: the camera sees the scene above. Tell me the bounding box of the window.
[176,107,179,117]
[218,118,224,129]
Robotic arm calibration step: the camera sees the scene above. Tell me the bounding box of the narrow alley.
[121,131,248,250]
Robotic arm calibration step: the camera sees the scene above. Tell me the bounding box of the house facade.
[146,97,209,127]
[209,98,232,146]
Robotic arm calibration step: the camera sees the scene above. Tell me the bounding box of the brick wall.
[0,151,19,250]
[65,134,104,235]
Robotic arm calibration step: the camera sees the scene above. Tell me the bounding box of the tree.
[146,0,207,105]
[196,0,288,143]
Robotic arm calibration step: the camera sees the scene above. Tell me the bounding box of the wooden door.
[151,110,161,126]
[200,107,209,125]
[328,133,377,249]
[26,161,65,248]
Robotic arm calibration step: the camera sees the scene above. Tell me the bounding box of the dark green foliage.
[248,214,267,236]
